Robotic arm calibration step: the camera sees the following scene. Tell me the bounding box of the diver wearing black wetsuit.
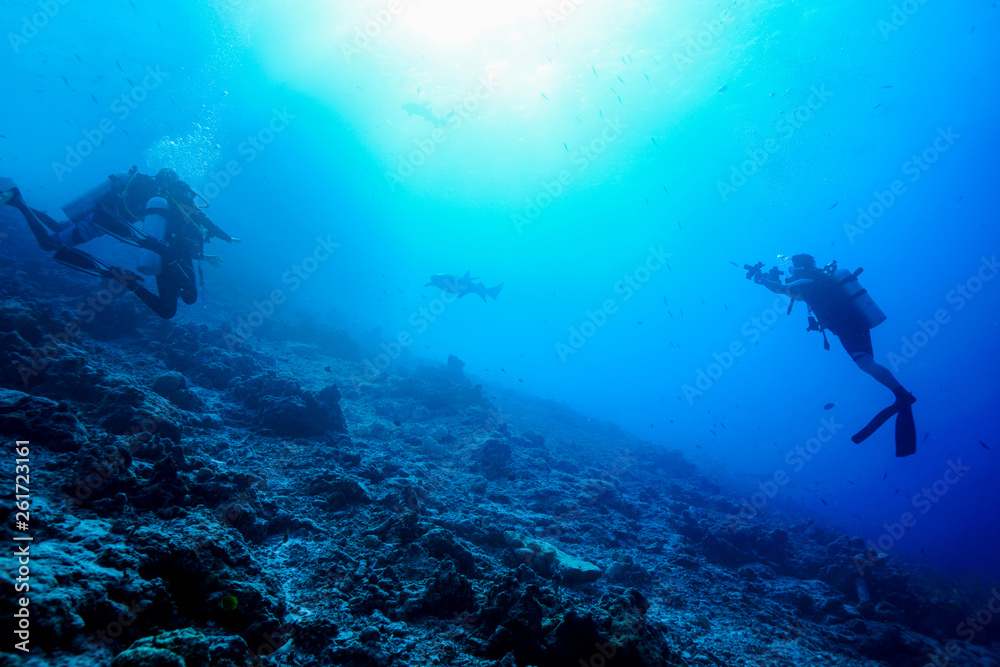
[1,168,237,319]
[754,253,917,455]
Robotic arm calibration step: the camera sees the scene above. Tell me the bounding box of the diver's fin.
[53,248,142,289]
[91,211,149,248]
[53,247,116,278]
[895,403,916,457]
[486,283,503,301]
[852,403,900,444]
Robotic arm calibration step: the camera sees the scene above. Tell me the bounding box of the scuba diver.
[747,254,917,456]
[0,168,238,319]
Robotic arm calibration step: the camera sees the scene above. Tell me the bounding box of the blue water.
[3,0,998,577]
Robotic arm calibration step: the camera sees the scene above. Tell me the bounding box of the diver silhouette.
[749,254,917,456]
[1,168,238,319]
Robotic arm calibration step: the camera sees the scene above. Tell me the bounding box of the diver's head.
[155,168,191,198]
[787,253,816,281]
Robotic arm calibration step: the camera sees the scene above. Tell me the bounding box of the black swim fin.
[91,209,152,248]
[852,391,917,457]
[53,248,141,288]
[895,403,916,457]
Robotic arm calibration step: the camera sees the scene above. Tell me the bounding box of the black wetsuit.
[110,173,232,318]
[7,171,232,319]
[789,269,872,359]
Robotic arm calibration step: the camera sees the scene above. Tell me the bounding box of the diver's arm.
[757,276,812,300]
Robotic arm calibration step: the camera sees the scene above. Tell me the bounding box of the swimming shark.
[402,101,453,128]
[425,271,503,302]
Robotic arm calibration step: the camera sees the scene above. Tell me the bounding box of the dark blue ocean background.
[3,0,998,581]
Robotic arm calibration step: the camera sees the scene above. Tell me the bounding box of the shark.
[402,101,453,128]
[425,271,503,302]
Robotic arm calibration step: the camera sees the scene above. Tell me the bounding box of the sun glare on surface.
[397,0,542,45]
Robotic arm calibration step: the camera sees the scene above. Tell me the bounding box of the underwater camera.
[744,262,783,283]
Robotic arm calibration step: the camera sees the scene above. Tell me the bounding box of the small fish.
[61,75,70,87]
[501,368,506,372]
[821,499,828,506]
[645,198,649,206]
[823,403,836,410]
[617,75,625,84]
[599,109,603,118]
[220,595,238,611]
[677,221,682,229]
[116,61,123,71]
[644,73,650,82]
[873,103,882,109]
[662,185,668,193]
[700,299,706,306]
[718,85,728,92]
[637,321,643,325]
[980,440,992,451]
[894,488,900,495]
[563,142,568,152]
[651,137,658,147]
[854,514,864,521]
[829,202,838,210]
[126,77,134,86]
[417,86,421,95]
[393,420,401,426]
[883,472,887,480]
[324,365,332,372]
[709,430,716,436]
[75,53,82,63]
[574,115,582,122]
[540,92,549,100]
[90,94,98,104]
[282,529,289,544]
[621,55,627,64]
[518,379,523,383]
[592,65,598,76]
[881,85,893,89]
[729,261,739,268]
[615,93,622,104]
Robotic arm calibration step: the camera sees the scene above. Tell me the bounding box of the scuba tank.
[825,261,886,329]
[137,196,169,275]
[61,172,130,222]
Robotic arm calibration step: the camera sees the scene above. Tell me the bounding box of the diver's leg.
[853,353,901,390]
[847,329,914,404]
[176,259,198,305]
[126,274,177,319]
[2,189,72,251]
